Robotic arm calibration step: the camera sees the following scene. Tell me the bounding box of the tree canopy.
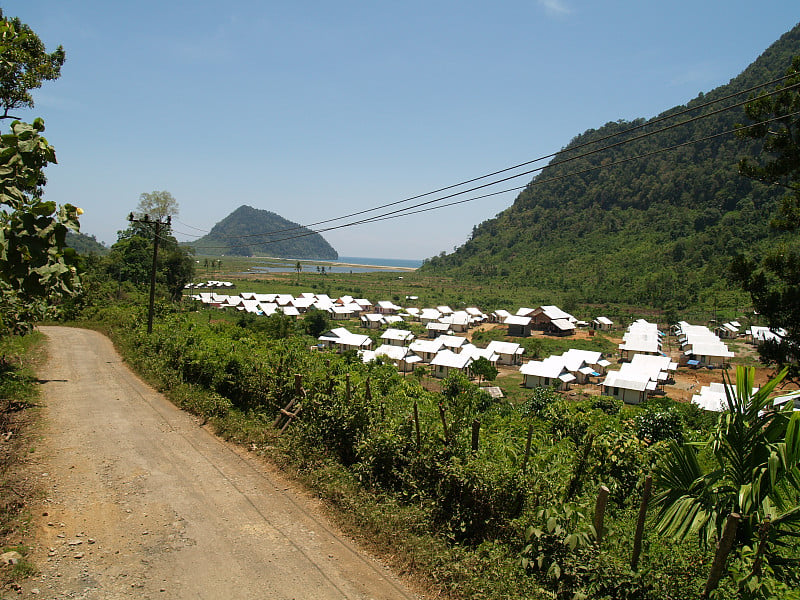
[108,193,194,302]
[135,190,179,222]
[733,54,800,378]
[0,11,78,335]
[738,55,800,231]
[0,9,65,120]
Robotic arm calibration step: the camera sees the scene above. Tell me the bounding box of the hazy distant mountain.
[187,205,338,259]
[421,23,800,309]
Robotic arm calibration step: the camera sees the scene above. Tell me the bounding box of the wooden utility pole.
[128,213,171,334]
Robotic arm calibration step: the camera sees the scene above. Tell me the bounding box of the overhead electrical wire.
[172,71,799,245]
[172,108,800,253]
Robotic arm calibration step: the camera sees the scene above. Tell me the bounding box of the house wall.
[604,385,646,404]
[530,314,551,329]
[507,324,531,337]
[496,353,517,366]
[433,365,470,379]
[397,360,414,373]
[523,374,566,391]
[547,325,573,337]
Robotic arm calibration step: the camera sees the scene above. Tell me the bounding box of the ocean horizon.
[338,256,424,269]
[245,255,424,274]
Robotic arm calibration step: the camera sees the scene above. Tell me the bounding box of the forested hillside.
[188,205,338,259]
[66,231,107,255]
[422,24,800,311]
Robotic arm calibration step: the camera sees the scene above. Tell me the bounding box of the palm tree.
[653,366,800,568]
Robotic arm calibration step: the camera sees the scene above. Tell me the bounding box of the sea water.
[247,256,423,274]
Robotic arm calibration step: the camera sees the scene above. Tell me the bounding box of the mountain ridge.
[187,205,338,259]
[421,23,800,311]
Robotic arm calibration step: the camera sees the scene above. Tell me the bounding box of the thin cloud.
[538,0,573,17]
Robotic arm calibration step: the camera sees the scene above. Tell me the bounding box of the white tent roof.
[364,344,421,363]
[430,350,473,369]
[381,328,415,342]
[485,341,524,356]
[520,356,570,379]
[602,370,651,392]
[438,334,468,348]
[504,315,532,326]
[537,305,576,322]
[551,318,576,331]
[409,339,445,354]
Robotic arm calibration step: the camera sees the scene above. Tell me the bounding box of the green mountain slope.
[422,24,800,310]
[187,205,338,259]
[66,231,108,255]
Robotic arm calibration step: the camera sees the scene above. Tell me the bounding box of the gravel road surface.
[19,326,419,600]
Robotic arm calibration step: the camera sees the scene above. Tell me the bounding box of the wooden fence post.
[702,513,740,599]
[631,475,652,571]
[521,423,533,474]
[438,403,449,444]
[413,400,421,453]
[273,398,296,428]
[274,374,304,433]
[471,419,480,453]
[593,485,610,544]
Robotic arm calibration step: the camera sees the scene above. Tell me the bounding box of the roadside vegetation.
[0,333,45,588]
[63,293,799,599]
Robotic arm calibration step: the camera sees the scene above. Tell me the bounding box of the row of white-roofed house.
[317,324,528,380]
[184,280,235,289]
[189,291,623,384]
[189,289,496,334]
[673,321,734,368]
[617,319,663,361]
[691,382,800,413]
[519,349,612,392]
[745,325,787,345]
[600,354,678,404]
[189,289,612,345]
[494,305,585,338]
[190,292,374,319]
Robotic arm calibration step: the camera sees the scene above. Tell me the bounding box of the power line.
[174,72,799,243]
[184,109,800,253]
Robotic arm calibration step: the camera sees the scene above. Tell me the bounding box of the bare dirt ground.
[14,326,420,600]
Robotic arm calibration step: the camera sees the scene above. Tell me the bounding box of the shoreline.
[246,256,419,272]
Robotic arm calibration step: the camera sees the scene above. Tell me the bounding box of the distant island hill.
[186,205,339,260]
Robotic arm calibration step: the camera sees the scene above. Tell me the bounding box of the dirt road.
[20,327,419,600]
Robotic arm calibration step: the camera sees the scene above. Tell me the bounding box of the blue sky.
[4,1,800,259]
